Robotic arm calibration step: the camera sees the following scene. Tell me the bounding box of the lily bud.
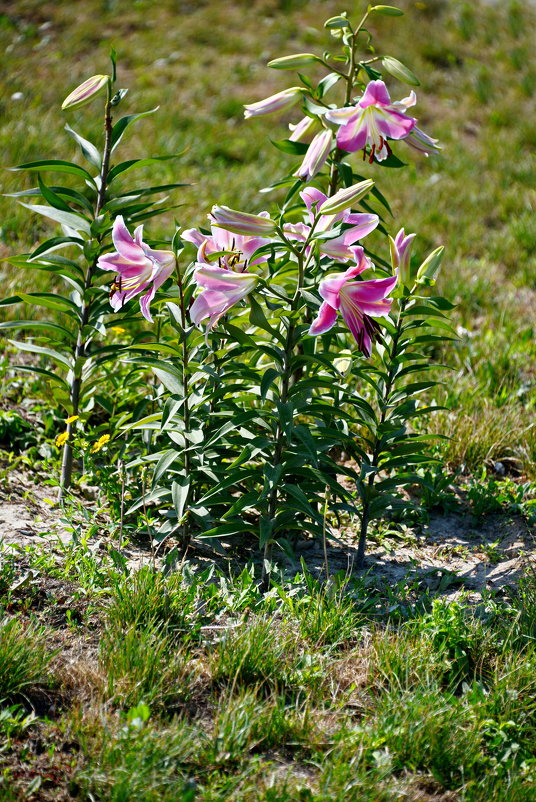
[210,206,277,236]
[416,246,444,285]
[288,116,319,142]
[244,87,302,119]
[389,227,416,287]
[61,75,109,111]
[370,5,404,16]
[318,179,375,215]
[294,129,333,181]
[268,53,319,70]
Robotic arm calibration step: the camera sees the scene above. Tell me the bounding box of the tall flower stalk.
[59,78,115,498]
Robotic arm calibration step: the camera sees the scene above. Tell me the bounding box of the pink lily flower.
[309,247,397,356]
[325,80,416,161]
[190,265,259,328]
[97,216,174,323]
[183,222,272,328]
[294,129,333,181]
[284,187,379,261]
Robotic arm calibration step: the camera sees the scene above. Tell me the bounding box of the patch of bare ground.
[2,463,535,603]
[0,717,83,802]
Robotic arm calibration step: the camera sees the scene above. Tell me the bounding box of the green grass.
[1,557,536,799]
[0,615,56,703]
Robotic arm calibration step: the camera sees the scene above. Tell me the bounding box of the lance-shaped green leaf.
[9,159,97,187]
[107,154,184,183]
[14,365,70,389]
[111,107,160,152]
[28,236,84,262]
[172,476,190,521]
[324,15,350,28]
[0,320,74,340]
[382,56,420,86]
[13,292,80,314]
[18,202,91,235]
[270,139,309,156]
[64,124,102,169]
[9,340,73,370]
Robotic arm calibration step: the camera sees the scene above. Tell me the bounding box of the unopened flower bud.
[61,75,109,111]
[210,206,277,236]
[319,179,375,215]
[416,246,444,284]
[294,129,333,181]
[288,116,319,142]
[390,227,416,286]
[268,53,319,70]
[244,87,303,119]
[370,5,405,16]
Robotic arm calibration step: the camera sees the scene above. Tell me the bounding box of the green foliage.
[209,615,324,698]
[0,615,56,702]
[100,619,192,711]
[105,566,201,642]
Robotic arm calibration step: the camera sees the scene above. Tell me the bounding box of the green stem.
[261,250,305,590]
[356,297,408,567]
[59,84,114,500]
[176,257,191,549]
[327,18,366,198]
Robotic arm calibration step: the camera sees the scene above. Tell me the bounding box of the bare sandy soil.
[1,467,534,602]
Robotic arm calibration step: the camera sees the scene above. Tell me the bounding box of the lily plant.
[4,4,451,584]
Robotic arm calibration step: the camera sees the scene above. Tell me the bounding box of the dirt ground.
[1,467,534,601]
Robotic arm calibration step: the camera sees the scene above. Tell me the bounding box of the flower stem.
[176,257,191,549]
[59,84,114,500]
[356,297,408,567]
[261,250,305,591]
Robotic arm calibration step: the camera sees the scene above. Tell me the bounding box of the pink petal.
[194,264,256,293]
[359,80,391,109]
[342,275,398,316]
[301,187,328,220]
[112,216,146,264]
[190,290,230,326]
[283,222,310,243]
[309,301,338,336]
[375,109,415,140]
[318,259,368,307]
[139,285,157,323]
[339,300,367,347]
[182,228,207,249]
[324,106,357,125]
[141,244,175,270]
[336,117,368,153]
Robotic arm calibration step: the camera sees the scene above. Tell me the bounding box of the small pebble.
[493,461,506,476]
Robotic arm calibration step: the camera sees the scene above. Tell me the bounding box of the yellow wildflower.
[111,326,126,335]
[65,415,79,424]
[92,434,111,453]
[55,431,69,448]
